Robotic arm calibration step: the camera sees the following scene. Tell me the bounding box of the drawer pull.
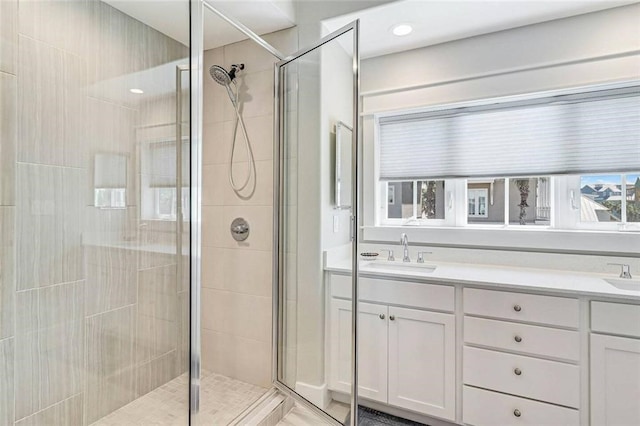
[379,314,385,320]
[514,409,522,418]
[514,335,522,343]
[514,368,522,376]
[389,315,395,321]
[513,304,522,312]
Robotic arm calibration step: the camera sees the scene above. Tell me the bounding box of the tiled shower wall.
[0,0,189,424]
[201,28,297,389]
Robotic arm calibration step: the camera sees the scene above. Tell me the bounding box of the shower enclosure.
[0,0,361,424]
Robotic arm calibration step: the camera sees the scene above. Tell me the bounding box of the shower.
[209,63,256,196]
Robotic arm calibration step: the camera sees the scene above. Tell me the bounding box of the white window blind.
[148,139,190,188]
[378,86,640,180]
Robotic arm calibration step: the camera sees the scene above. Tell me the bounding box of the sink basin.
[604,278,640,291]
[362,261,436,274]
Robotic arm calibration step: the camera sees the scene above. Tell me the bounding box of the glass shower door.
[275,21,360,425]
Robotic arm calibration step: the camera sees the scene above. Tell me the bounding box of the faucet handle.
[417,251,432,264]
[608,263,632,279]
[380,249,395,262]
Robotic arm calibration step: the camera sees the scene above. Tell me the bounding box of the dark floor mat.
[344,406,427,426]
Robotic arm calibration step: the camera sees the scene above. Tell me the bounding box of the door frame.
[273,20,361,426]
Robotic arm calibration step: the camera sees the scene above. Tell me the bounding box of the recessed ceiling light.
[129,88,144,94]
[391,23,413,37]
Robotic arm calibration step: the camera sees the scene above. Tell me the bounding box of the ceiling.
[323,0,638,59]
[103,0,296,50]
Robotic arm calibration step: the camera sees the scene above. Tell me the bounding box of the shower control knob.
[230,218,250,241]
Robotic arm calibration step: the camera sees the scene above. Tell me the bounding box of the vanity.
[324,259,640,426]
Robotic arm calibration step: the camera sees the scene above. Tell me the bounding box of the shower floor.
[92,370,267,426]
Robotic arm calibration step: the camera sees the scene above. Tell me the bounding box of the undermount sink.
[604,278,640,291]
[362,261,436,274]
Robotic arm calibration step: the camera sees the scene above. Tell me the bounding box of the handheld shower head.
[208,64,245,86]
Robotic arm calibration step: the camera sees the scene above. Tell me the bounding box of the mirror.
[93,153,128,209]
[335,121,353,209]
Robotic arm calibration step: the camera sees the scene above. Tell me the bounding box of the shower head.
[209,64,245,86]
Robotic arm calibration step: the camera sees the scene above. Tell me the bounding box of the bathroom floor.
[91,370,266,426]
[277,404,426,426]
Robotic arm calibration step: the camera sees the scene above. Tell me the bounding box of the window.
[468,189,488,218]
[382,180,446,223]
[579,173,640,226]
[375,83,640,232]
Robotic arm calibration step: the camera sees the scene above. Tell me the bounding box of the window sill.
[363,225,639,256]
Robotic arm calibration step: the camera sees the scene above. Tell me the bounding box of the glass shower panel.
[277,25,358,425]
[0,1,191,424]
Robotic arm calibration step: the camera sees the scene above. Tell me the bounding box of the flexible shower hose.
[228,80,256,196]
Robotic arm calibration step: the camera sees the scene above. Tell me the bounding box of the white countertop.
[325,258,640,300]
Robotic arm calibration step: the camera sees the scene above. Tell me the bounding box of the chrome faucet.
[608,263,632,279]
[400,233,410,262]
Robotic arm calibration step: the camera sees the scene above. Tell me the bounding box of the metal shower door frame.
[273,20,361,426]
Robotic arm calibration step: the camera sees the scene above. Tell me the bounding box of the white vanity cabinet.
[462,288,581,426]
[328,274,456,420]
[590,302,640,426]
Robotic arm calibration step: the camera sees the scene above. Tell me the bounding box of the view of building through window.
[580,174,640,223]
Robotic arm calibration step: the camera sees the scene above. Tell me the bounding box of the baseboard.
[294,381,331,410]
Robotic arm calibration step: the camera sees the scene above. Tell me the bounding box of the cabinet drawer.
[464,316,580,361]
[592,301,640,338]
[463,346,580,408]
[463,288,579,328]
[330,274,454,312]
[463,386,579,426]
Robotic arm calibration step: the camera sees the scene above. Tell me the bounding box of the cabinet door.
[328,299,388,403]
[591,333,640,426]
[388,307,455,420]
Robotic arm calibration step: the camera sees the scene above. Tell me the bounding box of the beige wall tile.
[203,121,225,165]
[202,164,226,206]
[38,322,83,408]
[16,164,64,290]
[201,246,225,290]
[202,330,271,388]
[63,52,88,168]
[14,331,40,419]
[62,168,86,283]
[221,248,272,297]
[0,73,16,205]
[85,306,136,424]
[136,350,178,397]
[17,36,65,166]
[0,207,14,339]
[0,337,13,425]
[201,289,271,343]
[0,0,17,74]
[202,206,225,247]
[15,394,83,426]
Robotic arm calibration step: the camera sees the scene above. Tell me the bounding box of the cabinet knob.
[514,368,522,376]
[389,315,395,321]
[513,304,522,312]
[514,335,523,343]
[379,314,385,320]
[513,409,522,418]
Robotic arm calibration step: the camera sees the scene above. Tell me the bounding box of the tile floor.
[92,370,267,426]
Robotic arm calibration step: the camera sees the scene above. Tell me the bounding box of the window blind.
[148,139,190,188]
[378,86,640,180]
